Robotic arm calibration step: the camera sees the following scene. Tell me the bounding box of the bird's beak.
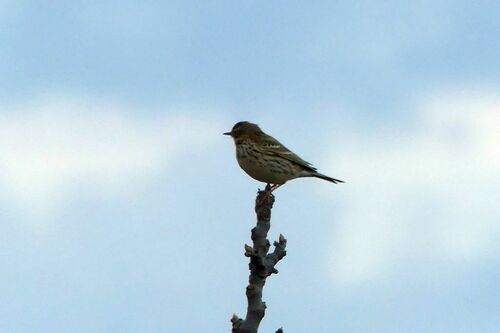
[223,131,232,136]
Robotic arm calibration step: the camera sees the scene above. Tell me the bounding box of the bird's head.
[223,121,262,139]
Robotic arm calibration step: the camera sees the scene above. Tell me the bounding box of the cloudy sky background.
[1,1,499,332]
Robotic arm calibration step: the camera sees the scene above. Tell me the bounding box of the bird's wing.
[258,134,317,172]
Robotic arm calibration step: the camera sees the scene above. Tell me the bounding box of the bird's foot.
[257,183,284,198]
[259,184,281,194]
[256,184,276,208]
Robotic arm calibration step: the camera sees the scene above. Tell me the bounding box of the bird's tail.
[311,172,344,184]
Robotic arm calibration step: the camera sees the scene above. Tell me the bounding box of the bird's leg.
[259,184,277,196]
[269,183,284,192]
[258,184,283,202]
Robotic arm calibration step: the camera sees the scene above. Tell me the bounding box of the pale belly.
[236,146,296,184]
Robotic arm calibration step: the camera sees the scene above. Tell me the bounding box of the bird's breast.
[234,142,296,184]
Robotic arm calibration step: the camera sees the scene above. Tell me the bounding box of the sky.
[0,1,499,332]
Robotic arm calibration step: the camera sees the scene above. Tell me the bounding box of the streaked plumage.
[224,121,343,189]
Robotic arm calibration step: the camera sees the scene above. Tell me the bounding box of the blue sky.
[0,1,499,332]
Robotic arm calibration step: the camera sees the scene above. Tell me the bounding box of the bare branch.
[231,186,287,333]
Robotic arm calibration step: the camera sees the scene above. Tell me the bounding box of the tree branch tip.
[256,184,271,193]
[256,188,275,202]
[279,233,286,243]
[257,186,271,195]
[230,314,240,323]
[244,244,255,257]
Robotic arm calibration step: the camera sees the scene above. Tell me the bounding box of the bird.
[224,121,343,191]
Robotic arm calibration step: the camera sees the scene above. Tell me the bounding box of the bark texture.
[231,186,287,333]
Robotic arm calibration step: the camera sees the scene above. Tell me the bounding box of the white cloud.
[0,96,221,221]
[325,88,500,285]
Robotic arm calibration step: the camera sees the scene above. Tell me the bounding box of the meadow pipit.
[224,121,343,191]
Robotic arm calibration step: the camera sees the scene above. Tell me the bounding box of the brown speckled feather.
[252,131,317,172]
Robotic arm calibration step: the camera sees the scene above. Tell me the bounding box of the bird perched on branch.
[224,121,343,191]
